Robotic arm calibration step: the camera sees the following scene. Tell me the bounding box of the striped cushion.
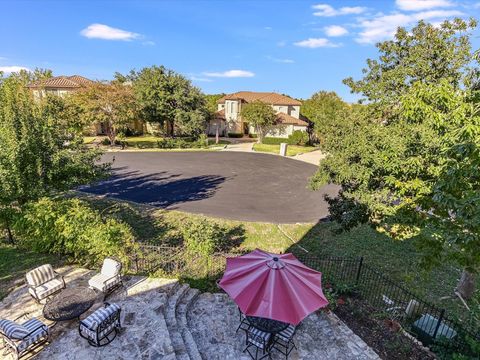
[101,259,121,278]
[277,324,295,342]
[81,303,121,331]
[28,278,64,300]
[0,319,29,340]
[248,327,270,349]
[17,318,48,352]
[88,274,122,293]
[26,264,55,287]
[80,321,117,340]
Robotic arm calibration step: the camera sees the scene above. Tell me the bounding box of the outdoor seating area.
[0,252,380,359]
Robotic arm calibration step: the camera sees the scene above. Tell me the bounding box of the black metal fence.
[128,243,479,358]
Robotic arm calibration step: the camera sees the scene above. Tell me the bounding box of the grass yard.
[83,136,97,144]
[0,244,63,300]
[253,143,317,156]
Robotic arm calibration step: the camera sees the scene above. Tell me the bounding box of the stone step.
[165,283,191,360]
[177,288,202,360]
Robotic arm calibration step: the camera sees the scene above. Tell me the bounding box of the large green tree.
[0,72,108,243]
[314,19,480,299]
[240,100,278,143]
[120,66,207,137]
[72,81,137,145]
[301,91,350,145]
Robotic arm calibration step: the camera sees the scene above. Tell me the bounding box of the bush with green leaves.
[181,219,228,257]
[288,130,309,146]
[13,197,136,267]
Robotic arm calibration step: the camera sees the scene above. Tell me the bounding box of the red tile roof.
[276,112,309,126]
[28,75,94,89]
[217,91,301,106]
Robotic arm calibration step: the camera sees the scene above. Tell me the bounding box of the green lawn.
[0,244,63,299]
[253,143,317,156]
[83,136,98,144]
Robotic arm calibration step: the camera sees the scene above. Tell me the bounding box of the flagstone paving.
[0,266,379,359]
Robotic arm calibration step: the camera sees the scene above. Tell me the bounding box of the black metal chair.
[243,326,272,360]
[0,313,50,360]
[78,302,121,347]
[271,324,297,359]
[236,307,250,335]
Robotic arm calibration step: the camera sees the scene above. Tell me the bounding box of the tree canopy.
[72,81,137,145]
[313,18,480,299]
[119,66,207,137]
[301,91,350,145]
[240,100,278,143]
[0,72,108,242]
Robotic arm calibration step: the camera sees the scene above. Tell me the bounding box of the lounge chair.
[0,314,50,359]
[78,302,121,347]
[88,258,123,296]
[25,264,65,303]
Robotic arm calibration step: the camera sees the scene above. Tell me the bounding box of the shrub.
[13,197,136,267]
[248,134,258,138]
[181,219,228,256]
[288,130,309,146]
[228,133,244,138]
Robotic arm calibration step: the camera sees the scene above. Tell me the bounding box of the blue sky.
[1,0,480,102]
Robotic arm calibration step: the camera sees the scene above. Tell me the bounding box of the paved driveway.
[82,152,338,223]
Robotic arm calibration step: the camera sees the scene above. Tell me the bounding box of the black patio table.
[43,287,97,322]
[246,315,289,334]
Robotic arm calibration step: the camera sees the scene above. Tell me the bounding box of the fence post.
[432,309,445,340]
[355,257,364,284]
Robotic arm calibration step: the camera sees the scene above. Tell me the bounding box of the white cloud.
[294,37,341,48]
[80,23,140,41]
[312,4,366,17]
[324,25,349,37]
[356,9,464,44]
[203,70,255,78]
[266,56,295,63]
[396,0,454,11]
[190,76,213,82]
[142,40,155,46]
[0,66,30,73]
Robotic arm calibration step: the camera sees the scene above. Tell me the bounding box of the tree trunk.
[6,225,14,245]
[215,126,219,144]
[456,269,476,300]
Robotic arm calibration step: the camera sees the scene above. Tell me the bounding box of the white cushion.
[101,259,121,278]
[89,273,121,292]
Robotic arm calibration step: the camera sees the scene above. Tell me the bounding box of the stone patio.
[0,266,379,359]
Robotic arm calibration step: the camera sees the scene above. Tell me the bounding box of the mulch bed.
[334,296,436,360]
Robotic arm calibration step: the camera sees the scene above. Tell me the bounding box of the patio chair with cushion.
[0,314,50,360]
[88,258,123,296]
[271,324,297,359]
[25,264,65,303]
[243,326,272,360]
[78,302,121,347]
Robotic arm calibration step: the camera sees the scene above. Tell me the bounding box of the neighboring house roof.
[28,75,94,89]
[217,91,302,106]
[276,112,309,126]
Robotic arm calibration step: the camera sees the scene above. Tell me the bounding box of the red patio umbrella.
[218,249,328,325]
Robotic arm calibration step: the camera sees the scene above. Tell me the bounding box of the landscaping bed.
[334,296,435,360]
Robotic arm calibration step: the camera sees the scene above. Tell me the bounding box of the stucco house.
[28,75,94,99]
[28,75,143,135]
[208,91,309,138]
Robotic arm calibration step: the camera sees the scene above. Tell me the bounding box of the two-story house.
[208,91,308,138]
